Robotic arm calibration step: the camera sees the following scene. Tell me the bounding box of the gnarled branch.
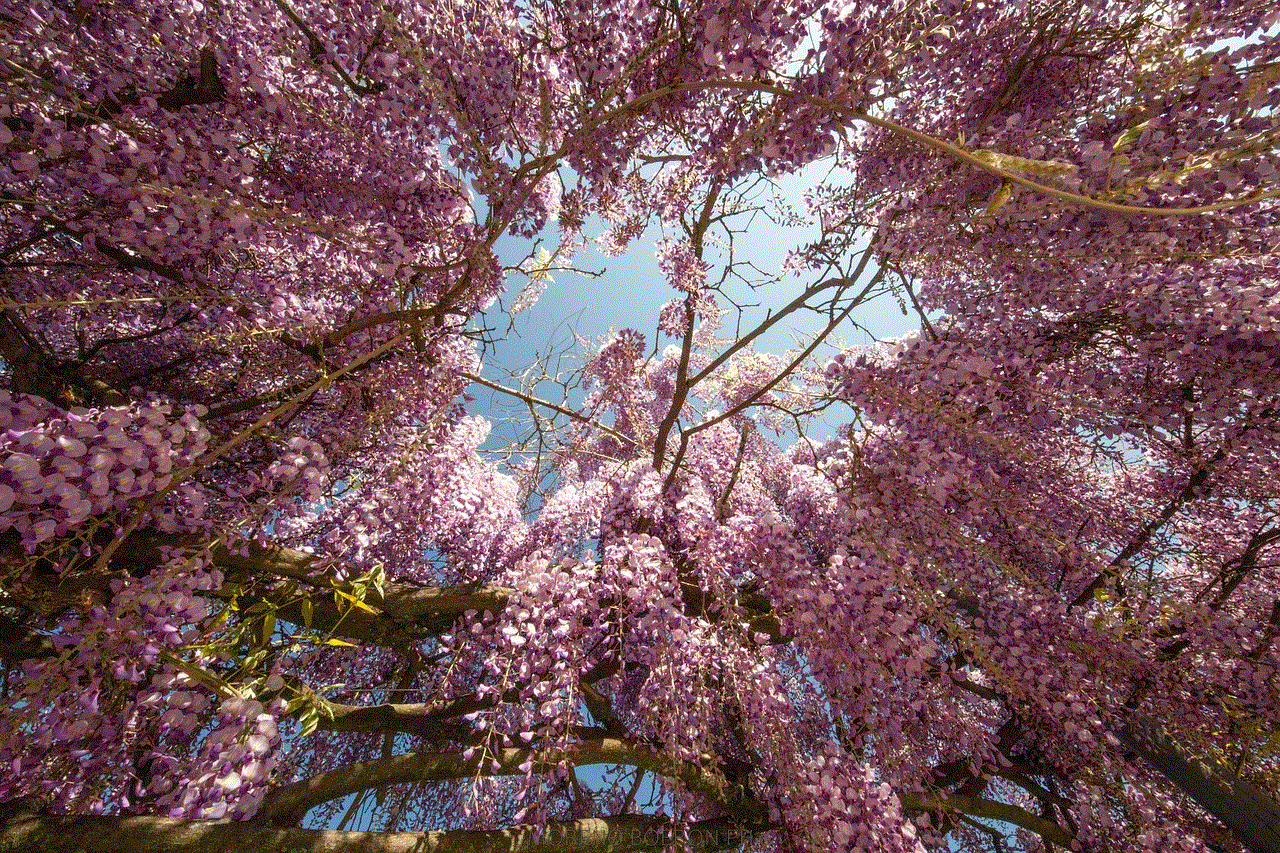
[0,809,754,853]
[257,739,761,826]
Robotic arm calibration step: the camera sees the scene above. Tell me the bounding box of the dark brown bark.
[257,739,761,827]
[0,611,53,659]
[0,809,752,853]
[1118,718,1280,853]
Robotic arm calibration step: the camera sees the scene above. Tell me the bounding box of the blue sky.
[474,159,918,460]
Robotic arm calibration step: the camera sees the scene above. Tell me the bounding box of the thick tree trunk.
[1119,717,1280,853]
[0,810,752,853]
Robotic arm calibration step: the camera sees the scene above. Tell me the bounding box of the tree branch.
[269,0,388,96]
[3,534,511,646]
[317,698,610,746]
[1069,449,1224,609]
[700,80,1280,216]
[904,791,1074,849]
[596,79,1279,217]
[0,611,54,660]
[463,372,637,450]
[688,244,877,388]
[208,542,513,643]
[0,309,128,407]
[1117,718,1280,853]
[0,810,755,853]
[257,739,761,826]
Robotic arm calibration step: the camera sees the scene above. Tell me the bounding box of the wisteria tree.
[2,0,1279,851]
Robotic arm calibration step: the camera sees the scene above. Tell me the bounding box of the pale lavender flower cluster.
[152,695,282,820]
[0,391,210,551]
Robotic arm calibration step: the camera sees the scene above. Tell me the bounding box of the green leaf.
[333,589,378,614]
[984,181,1013,214]
[1113,122,1147,152]
[299,706,320,737]
[260,612,276,646]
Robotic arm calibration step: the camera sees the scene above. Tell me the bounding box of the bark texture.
[0,810,753,853]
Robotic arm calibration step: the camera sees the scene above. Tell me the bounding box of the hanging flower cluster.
[0,391,210,552]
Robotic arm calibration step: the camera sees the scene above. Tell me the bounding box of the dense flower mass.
[1,1,1278,852]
